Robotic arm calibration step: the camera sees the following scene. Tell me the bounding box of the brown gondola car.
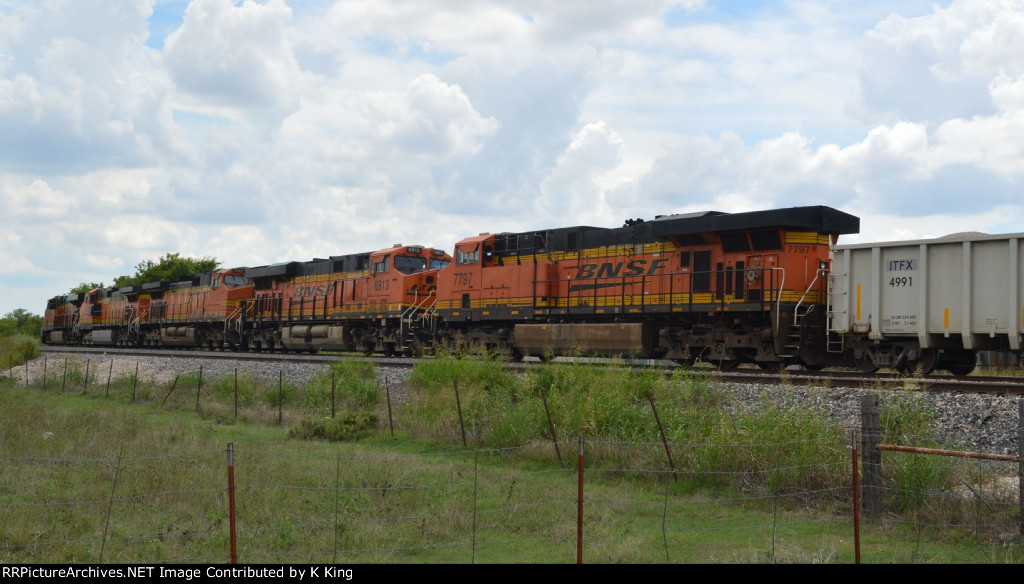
[431,206,859,368]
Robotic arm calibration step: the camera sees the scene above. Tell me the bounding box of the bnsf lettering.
[576,259,668,279]
[293,285,327,297]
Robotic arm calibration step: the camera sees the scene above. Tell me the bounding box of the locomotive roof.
[485,205,859,254]
[245,251,373,279]
[643,205,859,240]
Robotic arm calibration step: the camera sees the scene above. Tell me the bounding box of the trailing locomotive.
[43,245,452,356]
[41,205,1024,375]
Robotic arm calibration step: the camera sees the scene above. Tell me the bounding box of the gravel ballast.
[6,354,1022,457]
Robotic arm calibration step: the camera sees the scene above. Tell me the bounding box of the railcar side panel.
[832,233,1024,373]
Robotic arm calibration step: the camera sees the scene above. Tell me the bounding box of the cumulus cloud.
[537,122,623,224]
[852,0,1024,124]
[163,0,308,111]
[0,0,178,172]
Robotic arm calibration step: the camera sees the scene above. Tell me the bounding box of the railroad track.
[36,345,1024,396]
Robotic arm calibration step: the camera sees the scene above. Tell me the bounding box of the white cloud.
[3,0,1024,317]
[163,0,309,110]
[853,0,1024,124]
[537,122,623,225]
[0,0,177,171]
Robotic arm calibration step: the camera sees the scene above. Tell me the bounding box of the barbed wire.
[1,432,1018,563]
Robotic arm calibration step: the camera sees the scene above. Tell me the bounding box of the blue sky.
[2,0,1024,316]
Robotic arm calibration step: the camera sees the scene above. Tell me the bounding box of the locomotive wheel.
[673,348,697,367]
[716,358,740,370]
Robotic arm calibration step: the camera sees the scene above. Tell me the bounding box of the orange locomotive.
[43,206,859,368]
[240,244,450,354]
[43,267,254,348]
[430,206,859,368]
[42,245,452,355]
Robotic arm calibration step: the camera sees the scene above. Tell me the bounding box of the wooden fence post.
[860,394,882,518]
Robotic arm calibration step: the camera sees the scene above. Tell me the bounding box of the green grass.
[0,354,1021,564]
[0,335,38,374]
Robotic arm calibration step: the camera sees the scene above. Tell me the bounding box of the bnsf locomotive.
[42,205,1024,375]
[43,245,452,357]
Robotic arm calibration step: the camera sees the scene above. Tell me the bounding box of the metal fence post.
[195,365,203,413]
[647,393,675,478]
[577,436,584,564]
[227,443,237,564]
[385,378,394,438]
[541,388,561,463]
[454,378,467,447]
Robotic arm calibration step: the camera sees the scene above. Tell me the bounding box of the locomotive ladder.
[781,268,827,357]
[400,291,436,350]
[224,302,250,338]
[128,306,148,339]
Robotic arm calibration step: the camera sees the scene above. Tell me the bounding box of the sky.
[3,0,1024,316]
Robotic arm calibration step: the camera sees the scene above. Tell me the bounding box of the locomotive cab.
[367,244,451,312]
[41,293,84,344]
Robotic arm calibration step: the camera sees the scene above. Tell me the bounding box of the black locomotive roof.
[245,251,373,280]
[643,205,859,241]
[490,205,859,255]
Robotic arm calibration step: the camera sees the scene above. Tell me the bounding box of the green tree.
[0,309,44,338]
[70,282,105,294]
[113,253,220,287]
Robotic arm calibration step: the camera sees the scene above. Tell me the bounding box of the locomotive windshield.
[224,275,250,287]
[394,255,428,274]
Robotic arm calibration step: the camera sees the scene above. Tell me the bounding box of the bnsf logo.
[575,258,669,279]
[294,285,328,297]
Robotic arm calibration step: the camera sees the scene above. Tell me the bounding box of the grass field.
[0,352,1021,564]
